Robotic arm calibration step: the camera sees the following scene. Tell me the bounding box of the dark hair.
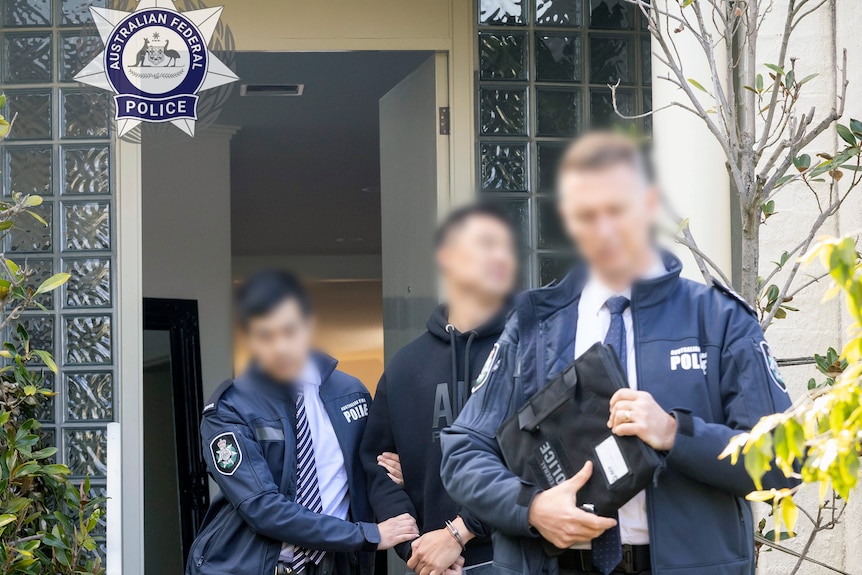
[236,269,311,326]
[434,203,517,248]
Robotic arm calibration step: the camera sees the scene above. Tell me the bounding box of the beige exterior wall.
[650,2,862,573]
[757,2,862,573]
[645,1,862,571]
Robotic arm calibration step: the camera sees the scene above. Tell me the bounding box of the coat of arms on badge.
[73,0,238,137]
[210,432,242,475]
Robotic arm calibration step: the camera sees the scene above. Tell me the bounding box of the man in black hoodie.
[360,204,519,575]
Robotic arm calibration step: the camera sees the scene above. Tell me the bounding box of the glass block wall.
[477,0,651,287]
[0,0,113,547]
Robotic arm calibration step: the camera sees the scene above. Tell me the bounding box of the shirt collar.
[299,358,322,388]
[581,254,667,319]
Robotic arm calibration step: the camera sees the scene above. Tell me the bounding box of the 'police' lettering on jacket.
[341,397,369,423]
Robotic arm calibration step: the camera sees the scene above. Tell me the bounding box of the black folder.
[496,343,662,546]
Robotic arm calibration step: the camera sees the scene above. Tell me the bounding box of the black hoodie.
[360,304,510,566]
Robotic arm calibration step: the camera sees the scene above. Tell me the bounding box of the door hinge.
[439,107,450,135]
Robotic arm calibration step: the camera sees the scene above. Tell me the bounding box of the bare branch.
[608,80,698,119]
[661,198,732,287]
[756,0,797,156]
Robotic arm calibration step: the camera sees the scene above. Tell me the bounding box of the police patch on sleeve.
[473,343,501,394]
[210,432,242,475]
[759,341,788,393]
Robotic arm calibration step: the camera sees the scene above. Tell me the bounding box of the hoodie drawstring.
[446,324,480,406]
[464,331,478,399]
[446,324,458,411]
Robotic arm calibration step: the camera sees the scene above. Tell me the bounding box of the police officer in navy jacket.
[186,271,418,575]
[440,132,797,575]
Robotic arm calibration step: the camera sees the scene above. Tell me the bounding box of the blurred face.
[558,163,658,286]
[243,298,314,383]
[437,215,518,301]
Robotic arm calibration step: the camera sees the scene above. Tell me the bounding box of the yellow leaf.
[780,497,798,537]
[746,489,776,502]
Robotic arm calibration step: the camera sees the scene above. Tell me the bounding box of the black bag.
[496,343,662,530]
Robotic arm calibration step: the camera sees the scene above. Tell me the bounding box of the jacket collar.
[244,351,339,400]
[525,249,683,322]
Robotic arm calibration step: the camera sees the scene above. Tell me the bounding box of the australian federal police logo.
[75,0,238,137]
[210,432,242,475]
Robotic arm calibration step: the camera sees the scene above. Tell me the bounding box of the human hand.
[444,556,465,575]
[527,461,617,548]
[608,389,677,451]
[407,527,464,575]
[377,513,419,550]
[378,451,403,486]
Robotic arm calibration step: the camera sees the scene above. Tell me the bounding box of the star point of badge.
[75,0,238,137]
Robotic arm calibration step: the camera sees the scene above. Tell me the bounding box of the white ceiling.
[218,51,432,257]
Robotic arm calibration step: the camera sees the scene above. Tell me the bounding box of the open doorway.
[140,50,441,574]
[225,51,433,387]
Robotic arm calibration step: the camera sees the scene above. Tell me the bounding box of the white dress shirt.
[281,360,350,561]
[574,259,666,546]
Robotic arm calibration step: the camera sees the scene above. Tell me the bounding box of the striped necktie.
[591,296,630,575]
[293,390,326,572]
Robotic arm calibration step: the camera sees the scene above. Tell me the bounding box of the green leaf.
[785,70,795,89]
[35,272,70,295]
[687,78,709,93]
[850,118,862,136]
[22,195,42,208]
[764,63,785,76]
[40,464,71,477]
[30,350,57,373]
[837,124,857,146]
[0,513,16,528]
[755,74,764,92]
[30,446,57,460]
[26,210,47,227]
[793,154,811,172]
[797,73,818,86]
[775,174,796,187]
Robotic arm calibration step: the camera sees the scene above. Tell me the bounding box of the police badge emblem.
[210,432,242,475]
[473,343,501,393]
[73,0,238,137]
[760,341,788,393]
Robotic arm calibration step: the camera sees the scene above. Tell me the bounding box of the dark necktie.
[293,391,326,572]
[591,296,630,575]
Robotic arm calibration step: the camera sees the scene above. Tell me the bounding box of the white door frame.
[113,5,476,569]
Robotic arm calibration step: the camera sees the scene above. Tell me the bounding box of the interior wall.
[233,281,385,394]
[142,128,236,399]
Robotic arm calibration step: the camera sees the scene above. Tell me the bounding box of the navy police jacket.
[186,353,379,575]
[440,252,795,575]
